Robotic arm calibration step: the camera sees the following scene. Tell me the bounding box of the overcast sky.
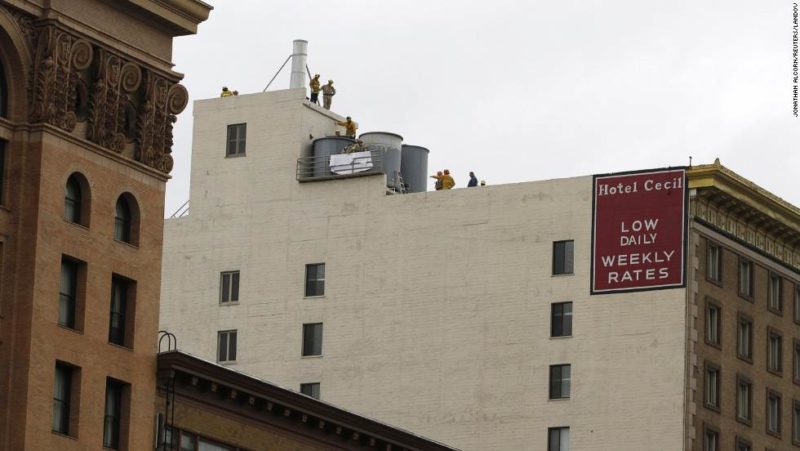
[167,0,799,216]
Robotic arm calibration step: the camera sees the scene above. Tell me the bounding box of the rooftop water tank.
[359,132,403,189]
[312,136,355,177]
[400,145,429,193]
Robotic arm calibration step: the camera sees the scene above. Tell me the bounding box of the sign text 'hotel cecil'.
[591,168,687,294]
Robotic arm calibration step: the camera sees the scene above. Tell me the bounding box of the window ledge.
[219,360,237,365]
[303,295,326,299]
[113,239,139,250]
[57,324,84,335]
[547,397,570,402]
[301,355,323,359]
[767,306,784,317]
[51,430,78,441]
[735,416,752,427]
[766,430,781,439]
[549,336,573,340]
[108,342,134,352]
[704,340,721,351]
[738,293,754,303]
[225,153,246,159]
[703,403,721,414]
[767,368,783,378]
[550,273,575,278]
[219,302,240,307]
[736,354,753,365]
[63,219,90,231]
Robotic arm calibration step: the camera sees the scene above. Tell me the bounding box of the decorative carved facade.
[8,4,187,174]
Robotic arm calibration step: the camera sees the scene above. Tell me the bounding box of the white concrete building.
[160,89,800,451]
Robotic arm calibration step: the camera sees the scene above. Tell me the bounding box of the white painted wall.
[161,89,687,451]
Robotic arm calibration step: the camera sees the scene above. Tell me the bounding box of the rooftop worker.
[220,86,233,97]
[232,90,239,96]
[442,169,455,189]
[343,139,367,154]
[480,180,486,186]
[336,116,357,138]
[309,74,321,105]
[468,171,478,187]
[430,171,444,190]
[321,80,336,110]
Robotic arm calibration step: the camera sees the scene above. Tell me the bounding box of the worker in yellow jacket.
[336,116,357,138]
[309,74,321,104]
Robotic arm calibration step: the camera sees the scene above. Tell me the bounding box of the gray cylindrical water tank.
[312,136,355,177]
[400,145,429,193]
[359,132,403,188]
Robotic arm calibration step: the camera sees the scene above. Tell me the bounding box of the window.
[703,425,719,451]
[300,383,320,400]
[737,313,752,362]
[767,329,782,374]
[163,428,239,451]
[549,364,571,399]
[103,379,127,449]
[767,390,782,436]
[706,242,722,283]
[220,271,240,304]
[705,299,720,347]
[551,302,573,337]
[768,273,783,313]
[704,363,720,411]
[736,376,752,424]
[226,123,246,157]
[795,284,800,323]
[52,362,76,435]
[217,330,237,363]
[794,400,800,444]
[795,339,800,384]
[547,426,569,451]
[738,258,753,299]
[64,174,85,224]
[735,437,751,451]
[114,197,131,242]
[109,276,135,348]
[59,258,81,329]
[305,263,325,297]
[302,323,323,357]
[552,240,574,275]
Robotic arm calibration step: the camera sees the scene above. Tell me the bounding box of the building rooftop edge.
[157,350,461,451]
[688,162,800,233]
[126,0,213,35]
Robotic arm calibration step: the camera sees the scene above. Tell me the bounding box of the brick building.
[0,1,211,449]
[159,88,800,450]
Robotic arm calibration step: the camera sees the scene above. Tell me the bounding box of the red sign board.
[591,168,687,294]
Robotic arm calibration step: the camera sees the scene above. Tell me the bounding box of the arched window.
[114,197,131,242]
[114,193,139,245]
[64,175,82,223]
[64,173,90,226]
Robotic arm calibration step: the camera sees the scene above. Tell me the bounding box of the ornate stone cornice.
[688,161,800,272]
[5,7,188,174]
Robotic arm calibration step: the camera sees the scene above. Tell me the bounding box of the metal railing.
[296,151,385,181]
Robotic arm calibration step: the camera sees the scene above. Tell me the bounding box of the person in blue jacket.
[467,171,478,187]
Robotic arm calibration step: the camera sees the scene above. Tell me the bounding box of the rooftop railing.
[296,151,385,182]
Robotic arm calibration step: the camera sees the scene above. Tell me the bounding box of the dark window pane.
[231,272,239,301]
[218,332,228,362]
[221,273,230,303]
[64,176,82,223]
[305,263,325,297]
[59,259,78,328]
[300,383,320,399]
[549,364,571,399]
[228,331,237,361]
[551,302,573,337]
[552,241,574,275]
[52,364,72,434]
[109,278,127,345]
[226,124,246,156]
[114,198,131,242]
[103,380,123,449]
[303,323,323,356]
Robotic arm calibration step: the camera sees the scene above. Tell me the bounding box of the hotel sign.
[591,168,687,294]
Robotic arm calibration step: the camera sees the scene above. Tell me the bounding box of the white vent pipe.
[290,39,308,89]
